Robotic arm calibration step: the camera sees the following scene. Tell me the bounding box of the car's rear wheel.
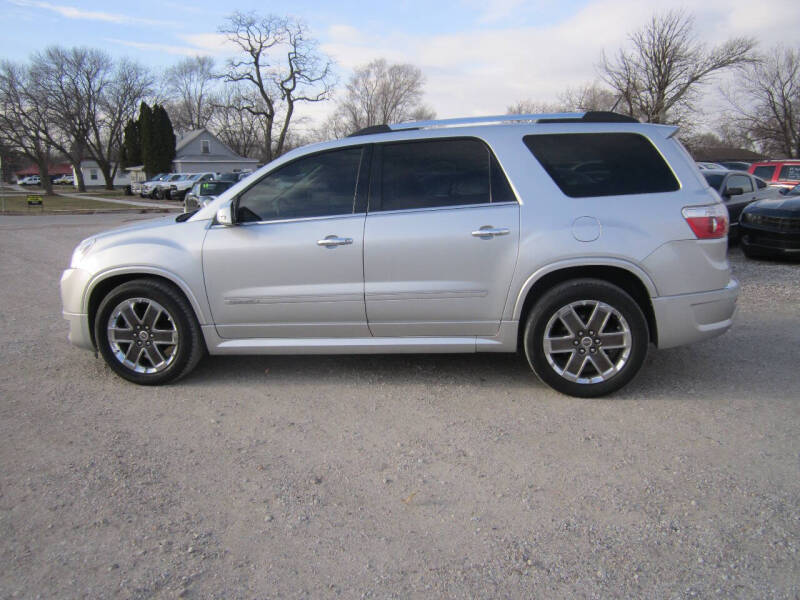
[523,279,649,397]
[95,279,204,385]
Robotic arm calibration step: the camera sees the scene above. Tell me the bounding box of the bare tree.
[219,12,334,161]
[323,59,435,138]
[84,59,152,189]
[0,61,56,194]
[726,46,800,158]
[506,99,566,115]
[600,10,756,123]
[163,56,216,133]
[30,46,112,192]
[559,82,617,112]
[209,84,268,159]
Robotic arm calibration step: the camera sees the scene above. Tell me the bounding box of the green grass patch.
[0,194,140,213]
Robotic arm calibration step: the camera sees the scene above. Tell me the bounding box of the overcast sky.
[3,0,799,128]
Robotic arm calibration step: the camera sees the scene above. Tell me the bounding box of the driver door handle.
[317,236,353,247]
[471,226,510,238]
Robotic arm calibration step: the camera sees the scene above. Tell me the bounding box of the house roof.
[691,146,763,162]
[15,163,73,176]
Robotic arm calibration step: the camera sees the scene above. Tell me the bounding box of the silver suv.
[61,112,738,397]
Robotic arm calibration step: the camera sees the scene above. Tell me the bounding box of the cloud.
[9,0,174,26]
[320,0,800,120]
[105,33,235,58]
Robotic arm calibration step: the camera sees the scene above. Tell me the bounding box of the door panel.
[203,215,368,338]
[364,203,519,336]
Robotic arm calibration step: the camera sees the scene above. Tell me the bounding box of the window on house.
[90,169,98,180]
[201,140,210,154]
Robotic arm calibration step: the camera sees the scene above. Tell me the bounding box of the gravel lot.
[1,214,799,599]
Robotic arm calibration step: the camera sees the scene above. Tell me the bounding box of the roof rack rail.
[347,111,639,137]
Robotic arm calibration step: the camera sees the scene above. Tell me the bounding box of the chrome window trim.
[209,212,367,228]
[366,201,518,217]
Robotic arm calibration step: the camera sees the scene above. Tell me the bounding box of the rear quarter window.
[778,165,800,181]
[523,133,679,198]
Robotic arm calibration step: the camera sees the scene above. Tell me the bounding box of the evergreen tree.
[152,104,176,173]
[138,102,155,176]
[121,118,141,168]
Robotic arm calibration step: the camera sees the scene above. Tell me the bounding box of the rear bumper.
[652,279,739,349]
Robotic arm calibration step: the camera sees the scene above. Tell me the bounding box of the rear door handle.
[471,226,510,239]
[317,236,353,247]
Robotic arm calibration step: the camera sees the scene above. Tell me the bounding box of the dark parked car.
[701,170,777,235]
[718,161,751,171]
[739,184,800,259]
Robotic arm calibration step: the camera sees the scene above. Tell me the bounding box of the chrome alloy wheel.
[542,300,632,384]
[106,298,179,374]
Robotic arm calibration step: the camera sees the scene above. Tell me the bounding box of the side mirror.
[723,187,743,198]
[216,200,235,226]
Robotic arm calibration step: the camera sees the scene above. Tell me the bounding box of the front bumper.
[652,279,739,349]
[740,224,800,255]
[60,268,94,351]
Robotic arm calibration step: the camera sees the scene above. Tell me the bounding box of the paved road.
[1,214,798,598]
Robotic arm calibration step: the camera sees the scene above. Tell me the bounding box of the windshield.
[702,173,725,190]
[168,174,183,181]
[787,184,800,196]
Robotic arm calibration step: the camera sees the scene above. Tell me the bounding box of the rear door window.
[523,133,679,197]
[752,166,776,180]
[375,138,514,211]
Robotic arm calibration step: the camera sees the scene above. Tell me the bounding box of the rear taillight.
[682,204,729,239]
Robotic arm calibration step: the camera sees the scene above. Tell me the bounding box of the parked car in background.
[18,175,41,185]
[61,111,739,398]
[54,174,75,185]
[701,170,778,236]
[739,183,800,259]
[748,160,800,190]
[215,171,253,183]
[153,174,184,199]
[140,173,171,198]
[696,162,727,170]
[718,161,751,171]
[169,172,217,201]
[183,180,236,212]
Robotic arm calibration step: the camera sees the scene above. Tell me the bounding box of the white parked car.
[18,175,41,185]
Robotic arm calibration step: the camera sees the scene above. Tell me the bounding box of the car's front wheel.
[94,279,204,385]
[523,279,649,397]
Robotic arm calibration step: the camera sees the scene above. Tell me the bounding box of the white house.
[73,160,130,188]
[173,128,260,174]
[126,128,260,187]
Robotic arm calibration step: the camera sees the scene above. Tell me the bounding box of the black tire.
[95,279,205,385]
[523,279,649,398]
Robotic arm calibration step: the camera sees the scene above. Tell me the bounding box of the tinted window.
[752,166,776,180]
[379,139,495,211]
[199,181,233,196]
[778,165,800,181]
[237,147,362,223]
[703,173,725,190]
[523,133,679,197]
[727,174,753,193]
[755,177,767,189]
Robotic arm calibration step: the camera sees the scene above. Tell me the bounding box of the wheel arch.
[513,262,658,350]
[85,267,208,350]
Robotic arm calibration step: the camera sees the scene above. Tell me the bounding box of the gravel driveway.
[1,214,798,599]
